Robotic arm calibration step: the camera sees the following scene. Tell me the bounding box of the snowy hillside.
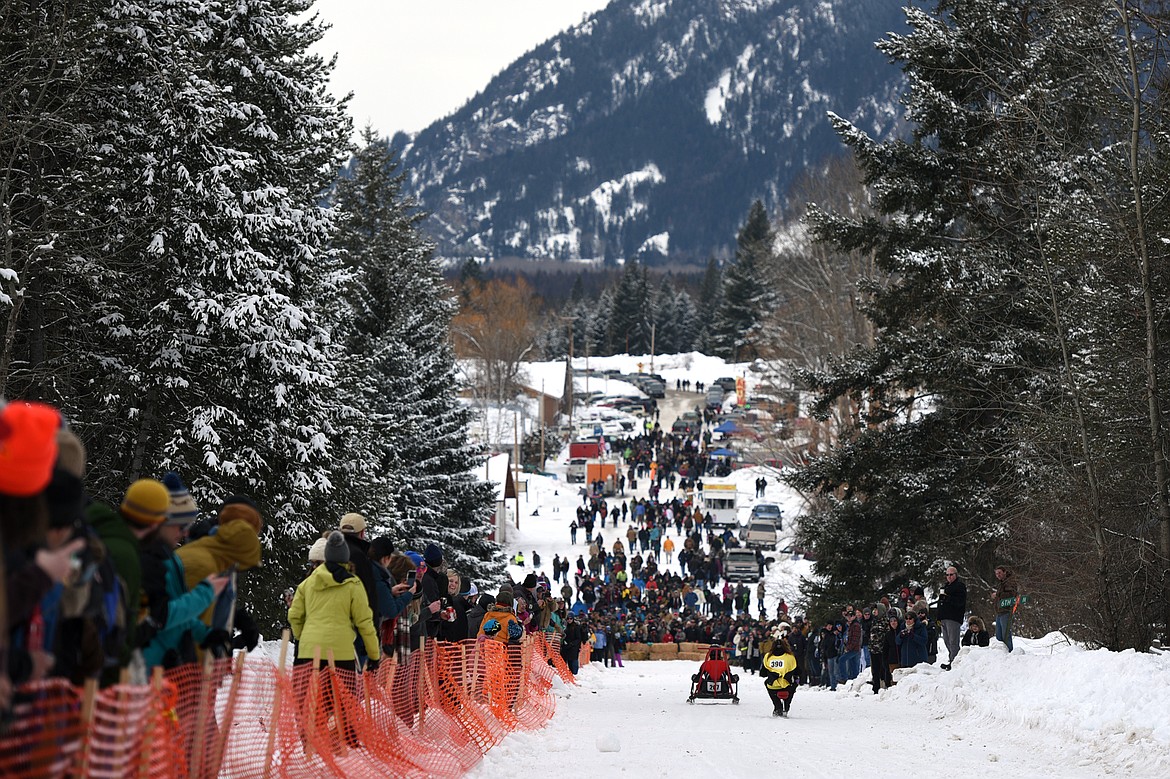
[393,0,907,265]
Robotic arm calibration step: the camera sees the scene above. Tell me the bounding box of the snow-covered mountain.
[392,0,907,267]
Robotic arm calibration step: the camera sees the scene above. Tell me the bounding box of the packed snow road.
[467,658,1161,778]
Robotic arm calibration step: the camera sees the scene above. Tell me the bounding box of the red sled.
[687,645,740,704]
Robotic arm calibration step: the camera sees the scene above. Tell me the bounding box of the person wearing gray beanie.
[287,533,379,673]
[324,530,350,564]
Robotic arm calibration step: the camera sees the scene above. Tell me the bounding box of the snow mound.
[595,732,621,752]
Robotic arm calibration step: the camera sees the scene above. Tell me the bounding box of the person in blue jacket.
[896,610,929,668]
[138,478,231,671]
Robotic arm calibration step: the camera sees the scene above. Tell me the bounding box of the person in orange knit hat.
[0,400,61,499]
[0,400,65,713]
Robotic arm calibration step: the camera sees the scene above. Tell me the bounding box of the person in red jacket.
[840,606,863,681]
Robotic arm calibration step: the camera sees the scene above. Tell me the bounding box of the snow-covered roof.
[519,360,571,400]
[484,452,513,502]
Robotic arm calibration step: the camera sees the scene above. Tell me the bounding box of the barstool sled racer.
[686,645,739,704]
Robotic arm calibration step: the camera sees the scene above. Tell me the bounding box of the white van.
[701,481,739,529]
[567,458,588,483]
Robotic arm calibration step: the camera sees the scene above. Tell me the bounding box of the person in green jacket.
[288,531,380,669]
[86,478,175,684]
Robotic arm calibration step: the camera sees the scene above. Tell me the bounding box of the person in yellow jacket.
[761,631,799,717]
[287,531,380,669]
[175,503,262,629]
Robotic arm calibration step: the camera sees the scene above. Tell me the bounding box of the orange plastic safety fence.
[0,633,574,779]
[532,632,575,685]
[0,679,83,779]
[512,639,557,728]
[88,675,181,779]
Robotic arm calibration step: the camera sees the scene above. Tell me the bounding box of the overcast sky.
[311,0,613,136]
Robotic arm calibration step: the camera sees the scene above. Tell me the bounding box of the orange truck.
[586,461,618,495]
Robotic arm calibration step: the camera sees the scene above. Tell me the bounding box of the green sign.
[997,595,1030,609]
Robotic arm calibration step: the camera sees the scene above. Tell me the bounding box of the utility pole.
[513,413,520,529]
[650,322,656,375]
[540,378,545,470]
[562,317,574,432]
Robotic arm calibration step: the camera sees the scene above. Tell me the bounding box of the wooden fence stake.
[261,629,290,779]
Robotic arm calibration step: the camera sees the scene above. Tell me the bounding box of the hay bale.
[648,642,679,656]
[624,649,651,661]
[678,642,705,654]
[678,651,708,662]
[626,642,650,654]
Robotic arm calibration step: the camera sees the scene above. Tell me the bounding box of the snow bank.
[880,634,1170,774]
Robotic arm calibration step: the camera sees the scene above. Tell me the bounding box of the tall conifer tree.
[791,0,1155,627]
[713,200,777,361]
[331,131,502,585]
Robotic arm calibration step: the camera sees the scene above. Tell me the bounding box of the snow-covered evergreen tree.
[673,289,699,353]
[792,1,1170,642]
[651,277,679,354]
[584,289,613,357]
[713,200,777,361]
[4,0,351,629]
[694,257,723,354]
[93,1,353,625]
[606,259,651,355]
[330,130,502,586]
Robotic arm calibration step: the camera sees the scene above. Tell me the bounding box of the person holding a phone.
[367,536,414,658]
[383,554,422,663]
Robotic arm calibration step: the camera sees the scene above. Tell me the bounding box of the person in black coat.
[466,593,494,637]
[561,615,585,674]
[411,543,449,648]
[338,514,379,623]
[870,607,896,693]
[938,566,967,669]
[787,624,808,684]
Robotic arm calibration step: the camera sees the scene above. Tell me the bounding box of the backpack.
[57,536,128,680]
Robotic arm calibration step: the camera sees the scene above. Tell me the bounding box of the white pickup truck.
[724,548,759,583]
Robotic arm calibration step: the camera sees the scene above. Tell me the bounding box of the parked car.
[749,503,782,527]
[634,376,665,397]
[714,377,738,393]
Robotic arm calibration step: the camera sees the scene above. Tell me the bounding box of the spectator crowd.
[2,396,1019,734]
